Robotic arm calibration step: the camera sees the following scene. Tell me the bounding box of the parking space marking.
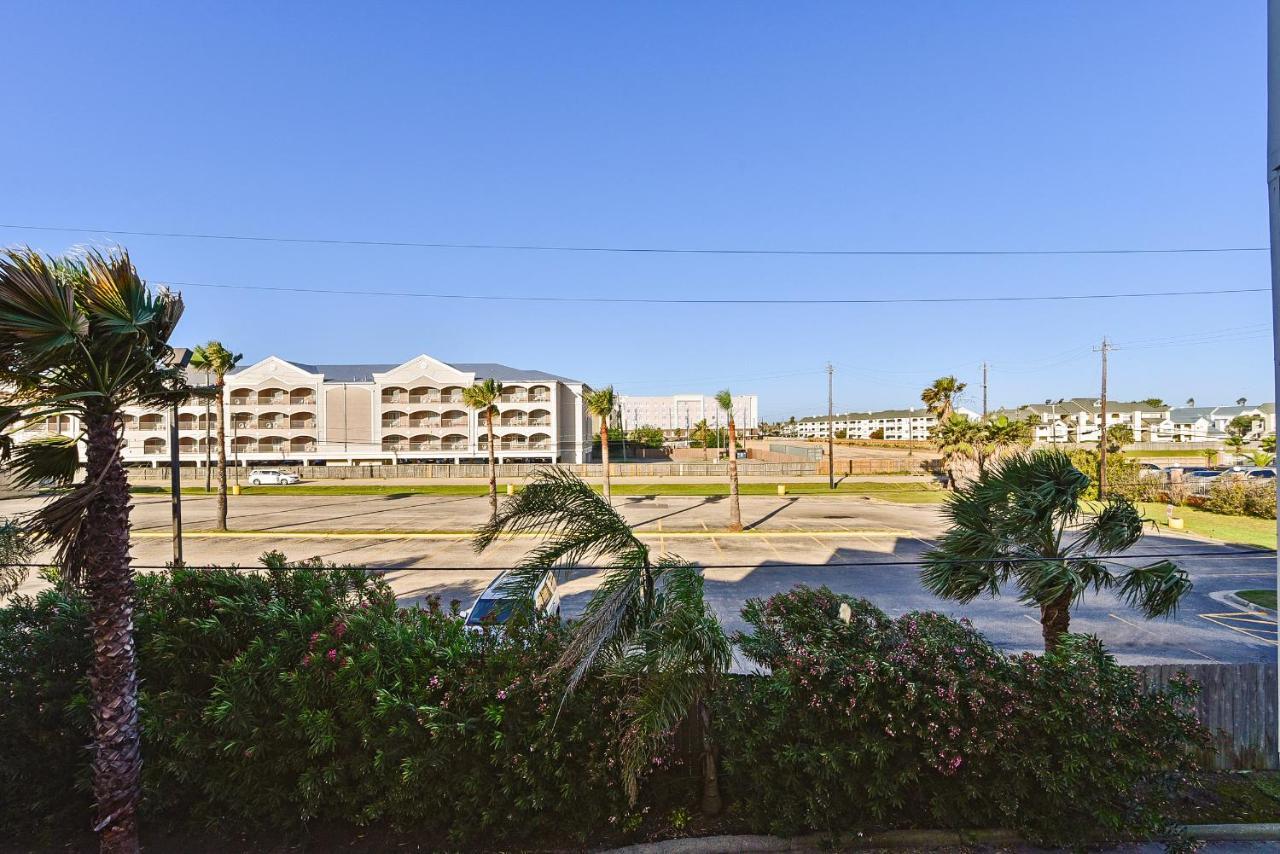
[1108,613,1221,662]
[1197,612,1278,646]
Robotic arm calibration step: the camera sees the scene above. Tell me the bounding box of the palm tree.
[0,247,192,853]
[931,413,980,489]
[1105,422,1134,453]
[584,385,618,504]
[715,390,742,532]
[189,342,241,530]
[462,377,504,521]
[1262,433,1276,454]
[1185,397,1196,407]
[1224,434,1247,461]
[977,414,1030,473]
[474,468,731,811]
[921,375,967,422]
[921,449,1191,651]
[693,418,711,458]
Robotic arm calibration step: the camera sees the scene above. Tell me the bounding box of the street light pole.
[166,347,192,566]
[1265,0,1280,750]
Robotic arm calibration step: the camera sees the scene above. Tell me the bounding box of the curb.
[1220,591,1277,615]
[601,824,1280,852]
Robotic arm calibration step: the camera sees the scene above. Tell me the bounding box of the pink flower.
[334,621,347,638]
[429,675,441,688]
[326,649,337,662]
[496,689,507,701]
[301,654,312,667]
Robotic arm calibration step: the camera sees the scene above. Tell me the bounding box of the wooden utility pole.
[981,362,988,420]
[1096,337,1111,495]
[827,362,835,490]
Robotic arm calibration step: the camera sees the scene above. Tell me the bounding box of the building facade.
[787,407,977,440]
[992,400,1277,444]
[14,354,594,466]
[617,393,759,438]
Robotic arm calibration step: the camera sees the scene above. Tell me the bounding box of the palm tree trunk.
[1039,593,1072,652]
[726,418,741,531]
[83,413,142,854]
[600,421,611,505]
[698,698,722,815]
[215,375,228,531]
[486,409,497,522]
[203,369,212,492]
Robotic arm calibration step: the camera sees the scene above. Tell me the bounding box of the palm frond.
[584,385,617,419]
[7,435,80,488]
[555,560,648,693]
[1074,495,1144,555]
[473,467,642,564]
[1114,560,1192,619]
[0,249,87,360]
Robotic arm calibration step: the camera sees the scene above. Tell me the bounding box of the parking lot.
[4,490,1275,665]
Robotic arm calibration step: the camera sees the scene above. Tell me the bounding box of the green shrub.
[1068,448,1158,502]
[714,586,1207,845]
[0,563,633,846]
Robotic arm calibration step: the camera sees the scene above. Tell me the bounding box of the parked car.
[1185,469,1224,482]
[248,468,300,485]
[462,569,560,631]
[1224,466,1277,480]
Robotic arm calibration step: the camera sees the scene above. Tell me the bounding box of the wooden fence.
[1131,662,1277,770]
[128,460,824,481]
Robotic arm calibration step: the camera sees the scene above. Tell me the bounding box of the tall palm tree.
[0,247,192,853]
[187,347,213,491]
[921,449,1190,651]
[921,375,967,422]
[693,418,711,458]
[189,341,241,531]
[930,413,980,489]
[462,377,504,521]
[977,414,1030,474]
[474,468,731,811]
[715,390,742,531]
[584,385,618,504]
[1224,434,1247,460]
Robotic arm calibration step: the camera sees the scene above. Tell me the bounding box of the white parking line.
[1107,613,1220,662]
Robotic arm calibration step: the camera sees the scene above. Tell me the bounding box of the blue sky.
[0,2,1268,420]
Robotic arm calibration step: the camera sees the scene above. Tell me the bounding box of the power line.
[154,277,1270,305]
[0,549,1272,571]
[0,222,1268,257]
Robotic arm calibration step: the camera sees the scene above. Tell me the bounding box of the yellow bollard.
[777,484,786,496]
[231,484,241,496]
[1168,517,1184,530]
[506,483,514,496]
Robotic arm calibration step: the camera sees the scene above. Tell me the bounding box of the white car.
[462,570,560,631]
[248,469,300,486]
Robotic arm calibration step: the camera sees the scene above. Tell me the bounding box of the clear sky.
[0,2,1269,420]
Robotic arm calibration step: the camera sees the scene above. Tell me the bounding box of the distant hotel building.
[617,393,759,438]
[15,354,594,466]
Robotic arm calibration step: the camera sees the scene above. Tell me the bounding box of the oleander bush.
[714,585,1207,845]
[1204,475,1278,519]
[0,562,636,846]
[1,573,1209,848]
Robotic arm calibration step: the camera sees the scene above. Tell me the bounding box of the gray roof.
[232,359,578,384]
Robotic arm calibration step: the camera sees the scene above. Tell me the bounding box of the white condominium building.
[788,407,977,440]
[617,393,759,437]
[14,354,594,466]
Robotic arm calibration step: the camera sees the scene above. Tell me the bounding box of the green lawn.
[1135,502,1277,550]
[133,481,948,502]
[1237,589,1277,610]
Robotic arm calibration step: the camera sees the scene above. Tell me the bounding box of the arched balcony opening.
[289,412,316,430]
[177,412,198,430]
[501,433,527,451]
[232,436,255,454]
[143,437,166,455]
[408,434,439,452]
[408,410,440,428]
[257,412,286,430]
[289,387,315,406]
[231,412,253,430]
[229,388,253,406]
[197,413,217,430]
[178,437,198,454]
[440,409,468,428]
[499,409,527,428]
[441,433,468,452]
[409,386,439,404]
[441,386,464,404]
[381,386,408,404]
[120,414,137,431]
[528,409,552,427]
[382,434,407,452]
[138,413,164,431]
[529,385,551,403]
[500,386,528,403]
[290,436,316,453]
[529,432,553,451]
[257,387,288,406]
[381,410,407,429]
[258,436,287,454]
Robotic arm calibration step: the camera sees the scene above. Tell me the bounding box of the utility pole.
[1265,0,1279,745]
[1095,337,1111,496]
[981,362,989,420]
[826,362,835,490]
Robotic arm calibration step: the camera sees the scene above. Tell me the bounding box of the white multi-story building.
[13,354,594,466]
[787,407,977,440]
[617,393,759,438]
[990,399,1276,444]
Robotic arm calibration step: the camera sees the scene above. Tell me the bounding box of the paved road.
[4,491,1275,664]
